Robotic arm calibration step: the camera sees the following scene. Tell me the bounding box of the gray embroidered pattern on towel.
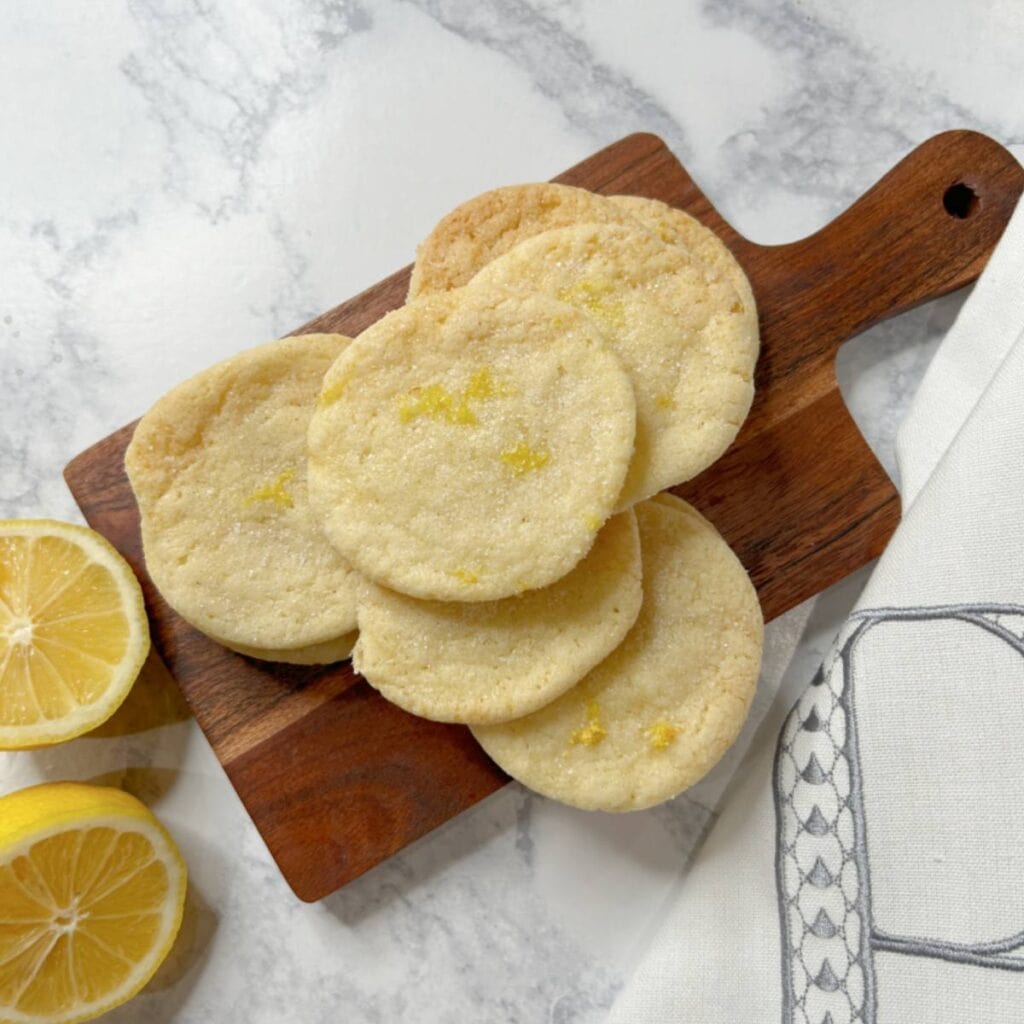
[773,604,1024,1024]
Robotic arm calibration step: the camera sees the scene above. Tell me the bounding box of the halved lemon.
[0,782,187,1023]
[0,520,150,749]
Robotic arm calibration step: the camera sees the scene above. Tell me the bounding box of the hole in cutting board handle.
[943,181,979,219]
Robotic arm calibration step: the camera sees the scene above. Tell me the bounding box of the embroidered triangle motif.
[810,907,837,938]
[801,752,828,784]
[807,857,832,888]
[804,805,830,836]
[814,959,840,992]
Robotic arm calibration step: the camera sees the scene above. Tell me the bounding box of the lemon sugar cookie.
[354,510,642,724]
[125,333,360,663]
[307,286,637,602]
[471,494,763,812]
[470,222,759,507]
[408,182,636,298]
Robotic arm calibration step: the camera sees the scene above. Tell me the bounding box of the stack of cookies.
[125,183,764,812]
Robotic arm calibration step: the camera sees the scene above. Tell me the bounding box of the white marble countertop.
[2,2,1022,1021]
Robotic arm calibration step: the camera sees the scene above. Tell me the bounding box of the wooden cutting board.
[65,130,1024,902]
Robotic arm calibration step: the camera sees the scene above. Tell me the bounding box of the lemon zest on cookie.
[655,393,677,410]
[570,701,607,747]
[319,375,348,407]
[501,443,550,477]
[451,568,479,585]
[646,721,679,750]
[243,469,296,509]
[463,366,512,402]
[398,383,475,425]
[556,279,626,330]
[398,367,513,426]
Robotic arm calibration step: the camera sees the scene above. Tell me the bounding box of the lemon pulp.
[0,782,187,1024]
[0,520,149,749]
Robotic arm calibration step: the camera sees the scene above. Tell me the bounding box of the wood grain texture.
[65,130,1024,901]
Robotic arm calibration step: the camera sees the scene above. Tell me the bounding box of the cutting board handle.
[742,130,1023,352]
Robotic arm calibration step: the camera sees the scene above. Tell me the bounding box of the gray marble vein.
[403,0,690,154]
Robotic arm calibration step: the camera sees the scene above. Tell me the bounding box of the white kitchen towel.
[609,187,1024,1024]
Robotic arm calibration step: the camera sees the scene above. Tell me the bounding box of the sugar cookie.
[126,333,359,659]
[470,223,759,507]
[472,494,763,811]
[354,511,641,723]
[307,286,637,602]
